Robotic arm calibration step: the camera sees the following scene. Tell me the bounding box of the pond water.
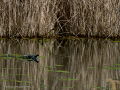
[0,38,120,90]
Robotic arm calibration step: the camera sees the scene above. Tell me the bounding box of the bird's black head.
[36,54,39,56]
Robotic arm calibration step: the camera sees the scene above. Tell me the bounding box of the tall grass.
[1,0,120,38]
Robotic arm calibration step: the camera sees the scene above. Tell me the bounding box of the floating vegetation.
[18,58,32,60]
[45,70,54,72]
[89,67,95,69]
[115,64,120,66]
[39,83,43,84]
[48,66,54,68]
[56,70,70,73]
[0,54,14,59]
[92,87,108,89]
[11,54,21,57]
[38,56,46,58]
[30,39,37,40]
[39,78,44,80]
[0,79,31,83]
[103,67,120,69]
[0,54,8,56]
[11,80,31,83]
[0,79,11,81]
[2,80,7,82]
[0,57,13,59]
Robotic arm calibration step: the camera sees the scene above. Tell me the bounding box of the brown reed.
[1,0,120,38]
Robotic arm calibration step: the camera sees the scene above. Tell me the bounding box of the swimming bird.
[19,54,39,63]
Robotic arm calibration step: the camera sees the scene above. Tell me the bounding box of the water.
[0,38,120,90]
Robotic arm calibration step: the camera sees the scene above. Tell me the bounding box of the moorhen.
[19,54,39,63]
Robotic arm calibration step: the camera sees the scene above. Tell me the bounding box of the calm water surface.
[0,38,120,90]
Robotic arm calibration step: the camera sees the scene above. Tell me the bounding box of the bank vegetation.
[1,0,120,38]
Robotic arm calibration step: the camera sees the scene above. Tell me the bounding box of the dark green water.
[0,38,120,90]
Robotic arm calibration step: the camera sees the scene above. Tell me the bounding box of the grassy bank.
[1,0,120,38]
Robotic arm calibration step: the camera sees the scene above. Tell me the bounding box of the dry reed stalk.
[1,0,120,38]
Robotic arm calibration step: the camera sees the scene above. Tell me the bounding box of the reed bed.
[1,0,120,38]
